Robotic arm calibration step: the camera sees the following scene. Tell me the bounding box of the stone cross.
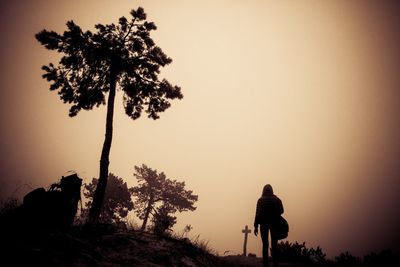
[242,225,251,256]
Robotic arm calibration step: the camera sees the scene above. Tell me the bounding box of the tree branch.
[122,20,135,43]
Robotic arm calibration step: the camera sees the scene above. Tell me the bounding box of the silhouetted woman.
[254,184,284,267]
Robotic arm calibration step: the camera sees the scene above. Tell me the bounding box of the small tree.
[277,241,327,264]
[84,173,133,224]
[131,164,163,230]
[0,197,20,217]
[151,204,177,235]
[36,7,183,223]
[335,251,362,267]
[131,164,198,231]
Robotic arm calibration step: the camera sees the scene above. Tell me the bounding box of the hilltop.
[1,224,226,267]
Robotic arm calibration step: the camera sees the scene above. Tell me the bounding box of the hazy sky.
[1,0,399,258]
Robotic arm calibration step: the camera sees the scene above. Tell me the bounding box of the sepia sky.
[1,0,399,258]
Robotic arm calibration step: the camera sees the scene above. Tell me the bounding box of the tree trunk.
[89,68,117,223]
[141,193,154,231]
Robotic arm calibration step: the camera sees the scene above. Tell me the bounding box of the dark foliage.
[276,241,399,267]
[35,7,182,119]
[277,241,327,265]
[0,197,20,216]
[335,251,362,266]
[83,173,134,224]
[151,204,177,235]
[363,249,398,267]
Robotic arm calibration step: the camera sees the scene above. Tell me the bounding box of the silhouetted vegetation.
[132,164,198,233]
[219,241,398,267]
[75,165,197,234]
[274,241,399,267]
[151,204,178,235]
[83,173,134,225]
[0,197,20,216]
[334,251,362,266]
[277,241,327,264]
[35,7,183,223]
[363,249,397,266]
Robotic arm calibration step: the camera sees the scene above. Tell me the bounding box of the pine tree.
[132,164,197,231]
[36,7,183,222]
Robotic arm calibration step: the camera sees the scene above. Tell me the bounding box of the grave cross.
[242,225,251,256]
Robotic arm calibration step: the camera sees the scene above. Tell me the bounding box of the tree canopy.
[131,164,198,232]
[36,7,183,119]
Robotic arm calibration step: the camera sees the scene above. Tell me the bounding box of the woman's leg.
[260,225,270,267]
[271,236,279,267]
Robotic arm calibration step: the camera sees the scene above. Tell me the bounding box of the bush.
[277,241,327,265]
[335,251,361,266]
[151,205,177,235]
[0,197,20,216]
[363,249,398,267]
